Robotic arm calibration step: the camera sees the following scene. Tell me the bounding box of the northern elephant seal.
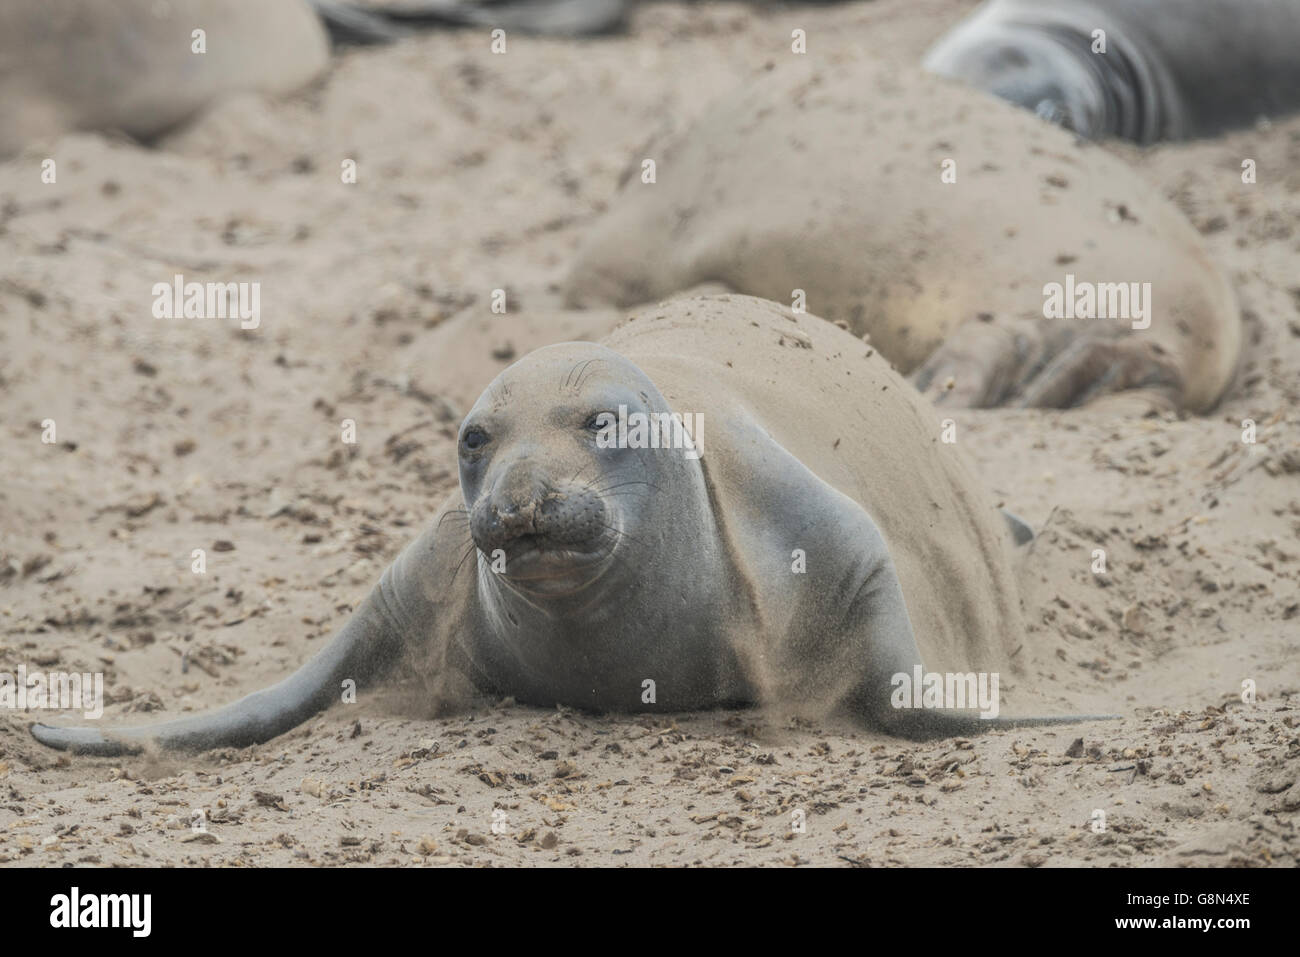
[0,0,629,160]
[31,296,1114,755]
[564,59,1239,412]
[0,0,330,159]
[923,0,1300,143]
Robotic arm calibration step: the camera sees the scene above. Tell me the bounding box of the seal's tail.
[30,582,405,756]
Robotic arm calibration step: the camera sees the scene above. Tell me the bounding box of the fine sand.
[1,0,1297,866]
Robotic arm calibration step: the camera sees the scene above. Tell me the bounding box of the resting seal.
[0,0,330,159]
[31,296,1113,755]
[564,58,1239,412]
[0,0,628,159]
[923,0,1300,143]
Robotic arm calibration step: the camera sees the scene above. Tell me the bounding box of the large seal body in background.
[0,0,631,158]
[0,0,330,159]
[564,58,1240,412]
[31,296,1111,756]
[924,0,1300,143]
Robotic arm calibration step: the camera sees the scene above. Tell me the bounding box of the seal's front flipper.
[879,708,1122,741]
[30,561,415,756]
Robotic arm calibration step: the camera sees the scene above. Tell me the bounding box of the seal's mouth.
[467,468,623,598]
[486,528,620,598]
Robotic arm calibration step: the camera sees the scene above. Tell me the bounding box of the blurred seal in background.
[924,0,1300,143]
[0,0,628,158]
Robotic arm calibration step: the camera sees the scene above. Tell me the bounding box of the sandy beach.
[1,0,1297,866]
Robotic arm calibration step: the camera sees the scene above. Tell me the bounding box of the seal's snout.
[472,466,547,552]
[491,500,541,542]
[470,464,609,561]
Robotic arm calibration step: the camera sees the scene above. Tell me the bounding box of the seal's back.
[602,295,1024,677]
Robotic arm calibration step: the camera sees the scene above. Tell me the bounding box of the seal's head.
[925,26,1113,139]
[458,342,702,601]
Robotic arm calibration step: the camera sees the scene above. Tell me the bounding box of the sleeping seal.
[0,0,330,159]
[0,0,628,160]
[564,58,1240,412]
[31,296,1114,755]
[923,0,1300,143]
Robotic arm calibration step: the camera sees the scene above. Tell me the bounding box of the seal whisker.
[436,509,471,530]
[450,539,480,584]
[598,521,644,549]
[488,377,511,409]
[574,358,607,392]
[561,359,581,393]
[591,480,661,495]
[562,357,596,395]
[580,466,662,494]
[569,462,599,486]
[597,540,646,585]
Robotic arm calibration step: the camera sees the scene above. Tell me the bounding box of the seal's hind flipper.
[1013,335,1183,410]
[910,316,1059,408]
[913,316,1186,412]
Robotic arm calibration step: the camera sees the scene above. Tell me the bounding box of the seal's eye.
[585,412,614,434]
[461,427,489,452]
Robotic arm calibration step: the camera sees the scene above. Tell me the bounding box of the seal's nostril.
[486,498,544,548]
